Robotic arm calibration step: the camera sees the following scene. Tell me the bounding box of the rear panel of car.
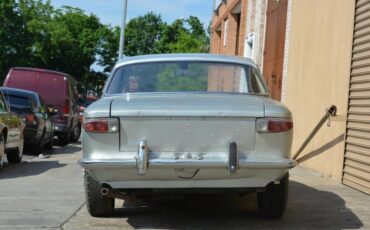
[118,116,256,154]
[82,96,293,189]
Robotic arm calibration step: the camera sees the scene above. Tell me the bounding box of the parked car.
[3,67,81,145]
[0,91,25,169]
[78,95,98,123]
[0,87,55,153]
[80,54,296,218]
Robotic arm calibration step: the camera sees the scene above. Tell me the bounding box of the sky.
[49,0,214,28]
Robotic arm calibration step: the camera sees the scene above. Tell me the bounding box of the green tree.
[160,16,209,53]
[1,1,106,90]
[1,5,209,94]
[98,13,210,74]
[98,26,120,73]
[124,12,165,56]
[41,6,104,83]
[86,71,107,96]
[0,0,30,79]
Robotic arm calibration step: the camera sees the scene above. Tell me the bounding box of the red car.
[3,67,81,145]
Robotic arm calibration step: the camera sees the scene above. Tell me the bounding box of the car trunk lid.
[111,93,265,117]
[111,93,265,153]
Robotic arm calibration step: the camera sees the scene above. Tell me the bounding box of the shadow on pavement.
[51,144,82,155]
[0,160,66,179]
[110,181,363,229]
[54,139,81,147]
[21,139,81,156]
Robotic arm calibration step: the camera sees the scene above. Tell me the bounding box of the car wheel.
[70,123,81,142]
[59,131,70,146]
[0,134,5,170]
[84,171,114,217]
[44,133,54,150]
[32,131,45,155]
[257,173,289,219]
[6,135,23,164]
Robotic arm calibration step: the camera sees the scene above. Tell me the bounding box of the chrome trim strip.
[80,158,296,169]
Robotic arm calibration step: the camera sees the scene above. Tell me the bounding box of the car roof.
[115,53,257,68]
[0,87,39,98]
[9,67,70,77]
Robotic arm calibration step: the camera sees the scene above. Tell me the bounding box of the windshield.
[106,61,268,95]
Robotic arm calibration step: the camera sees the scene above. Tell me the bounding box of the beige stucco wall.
[284,0,355,180]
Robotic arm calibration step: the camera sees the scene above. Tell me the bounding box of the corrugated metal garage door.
[343,0,370,194]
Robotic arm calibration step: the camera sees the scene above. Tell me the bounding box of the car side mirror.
[47,105,58,116]
[48,108,58,116]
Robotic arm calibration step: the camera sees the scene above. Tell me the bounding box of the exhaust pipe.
[101,187,109,196]
[100,187,129,200]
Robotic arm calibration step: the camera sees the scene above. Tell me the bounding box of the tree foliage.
[97,13,209,74]
[0,3,209,94]
[0,0,106,91]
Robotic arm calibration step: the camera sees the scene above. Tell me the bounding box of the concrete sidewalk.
[0,145,368,229]
[63,166,370,230]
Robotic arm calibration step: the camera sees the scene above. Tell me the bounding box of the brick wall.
[210,0,248,57]
[251,0,266,69]
[237,0,248,56]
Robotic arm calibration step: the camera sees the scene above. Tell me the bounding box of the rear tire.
[0,134,5,170]
[6,136,23,163]
[257,173,289,219]
[84,171,114,217]
[59,131,70,146]
[44,133,54,150]
[70,123,81,142]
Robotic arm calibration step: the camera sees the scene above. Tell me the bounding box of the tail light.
[256,118,293,133]
[22,114,37,125]
[63,100,70,115]
[83,118,119,133]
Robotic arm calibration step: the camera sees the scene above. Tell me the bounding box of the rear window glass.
[3,95,33,109]
[106,61,268,95]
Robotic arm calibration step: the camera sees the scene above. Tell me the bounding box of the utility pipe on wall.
[292,105,337,161]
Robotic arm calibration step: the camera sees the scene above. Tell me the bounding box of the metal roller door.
[343,0,370,194]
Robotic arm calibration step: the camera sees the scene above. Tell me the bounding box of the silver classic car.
[80,54,295,218]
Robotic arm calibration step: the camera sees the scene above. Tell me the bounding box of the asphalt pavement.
[0,142,369,229]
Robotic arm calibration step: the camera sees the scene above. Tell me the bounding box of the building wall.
[211,0,248,57]
[285,0,355,180]
[280,0,292,103]
[251,0,266,68]
[210,0,266,68]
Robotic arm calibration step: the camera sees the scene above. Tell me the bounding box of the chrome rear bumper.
[80,158,296,170]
